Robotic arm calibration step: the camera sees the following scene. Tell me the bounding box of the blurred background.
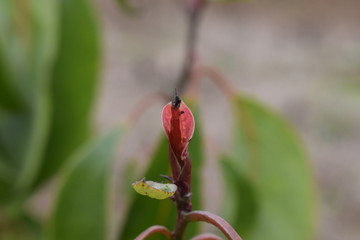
[96,0,360,239]
[1,0,359,239]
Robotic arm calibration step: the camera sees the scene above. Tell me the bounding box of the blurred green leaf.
[119,137,175,240]
[185,102,205,215]
[0,0,24,111]
[48,128,122,240]
[223,95,315,240]
[0,46,24,111]
[0,0,59,199]
[219,156,258,236]
[121,158,138,196]
[0,154,15,202]
[36,0,100,187]
[119,101,204,240]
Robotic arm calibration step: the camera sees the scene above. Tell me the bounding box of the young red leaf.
[161,95,195,203]
[161,98,195,162]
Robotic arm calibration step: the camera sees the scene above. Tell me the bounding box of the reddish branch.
[176,0,206,94]
[200,65,236,98]
[126,92,169,127]
[185,211,243,240]
[162,93,195,240]
[133,1,245,239]
[134,225,172,240]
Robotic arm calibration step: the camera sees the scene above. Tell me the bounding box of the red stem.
[185,211,243,240]
[134,225,173,240]
[125,91,169,127]
[176,0,206,94]
[200,65,236,98]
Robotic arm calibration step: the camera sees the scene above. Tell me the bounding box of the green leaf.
[36,0,100,187]
[0,154,15,203]
[119,137,174,240]
[121,158,138,197]
[222,95,315,240]
[219,156,258,236]
[119,101,204,240]
[0,45,24,111]
[187,102,203,212]
[48,128,122,240]
[132,179,177,200]
[0,0,59,199]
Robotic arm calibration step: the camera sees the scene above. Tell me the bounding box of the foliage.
[48,128,122,240]
[0,0,100,238]
[37,0,100,186]
[0,0,316,240]
[221,95,315,240]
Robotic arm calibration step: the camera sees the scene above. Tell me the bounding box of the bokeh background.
[96,0,360,239]
[1,0,359,239]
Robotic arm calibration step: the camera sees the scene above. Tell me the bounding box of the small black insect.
[172,89,181,109]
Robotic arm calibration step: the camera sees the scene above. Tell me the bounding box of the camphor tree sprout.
[132,92,243,240]
[0,0,315,239]
[119,0,315,239]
